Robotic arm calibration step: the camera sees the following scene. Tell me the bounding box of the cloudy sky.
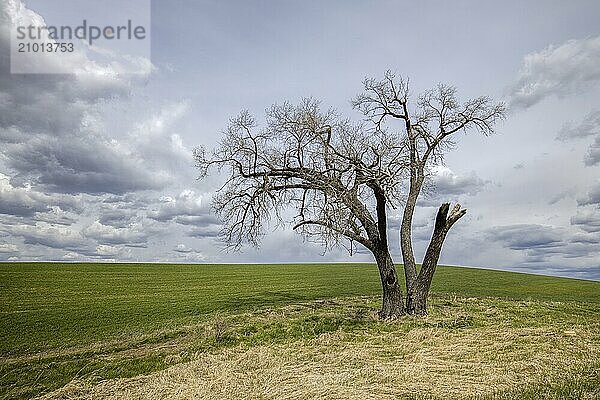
[1,0,599,280]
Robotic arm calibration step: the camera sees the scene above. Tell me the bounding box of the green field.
[1,263,599,399]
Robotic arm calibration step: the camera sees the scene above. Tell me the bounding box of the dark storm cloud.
[0,47,130,137]
[0,194,49,217]
[0,73,125,136]
[509,36,600,109]
[0,1,160,197]
[171,215,220,226]
[0,0,191,265]
[0,174,82,217]
[5,136,164,195]
[571,232,600,243]
[0,0,598,279]
[187,226,221,239]
[486,223,600,268]
[486,224,563,250]
[527,241,599,259]
[571,210,600,233]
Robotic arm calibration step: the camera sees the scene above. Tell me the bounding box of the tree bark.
[375,249,405,318]
[407,203,466,315]
[400,177,423,294]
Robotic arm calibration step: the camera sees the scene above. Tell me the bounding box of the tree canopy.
[195,71,505,317]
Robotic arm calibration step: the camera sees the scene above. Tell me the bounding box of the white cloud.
[3,0,153,77]
[577,181,600,206]
[0,243,18,253]
[149,190,217,225]
[126,101,194,178]
[0,173,81,217]
[172,244,206,258]
[571,210,600,233]
[558,110,600,140]
[0,0,169,196]
[34,206,77,226]
[585,136,600,166]
[431,166,487,196]
[0,0,598,281]
[509,36,600,108]
[82,221,149,247]
[3,223,87,251]
[174,243,193,253]
[557,110,600,167]
[419,166,487,206]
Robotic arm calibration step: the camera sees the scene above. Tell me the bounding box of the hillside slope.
[0,263,598,399]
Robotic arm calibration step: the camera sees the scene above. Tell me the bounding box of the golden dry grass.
[36,296,600,400]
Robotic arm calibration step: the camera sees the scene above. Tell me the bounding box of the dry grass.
[36,296,600,400]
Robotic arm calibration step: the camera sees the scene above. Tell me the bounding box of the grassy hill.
[0,263,599,399]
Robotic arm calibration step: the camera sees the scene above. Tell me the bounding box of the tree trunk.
[407,203,466,315]
[400,178,422,293]
[375,249,405,318]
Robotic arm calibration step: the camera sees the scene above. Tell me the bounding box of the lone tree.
[194,71,505,317]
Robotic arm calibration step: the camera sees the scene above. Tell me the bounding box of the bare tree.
[194,72,505,317]
[353,71,505,314]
